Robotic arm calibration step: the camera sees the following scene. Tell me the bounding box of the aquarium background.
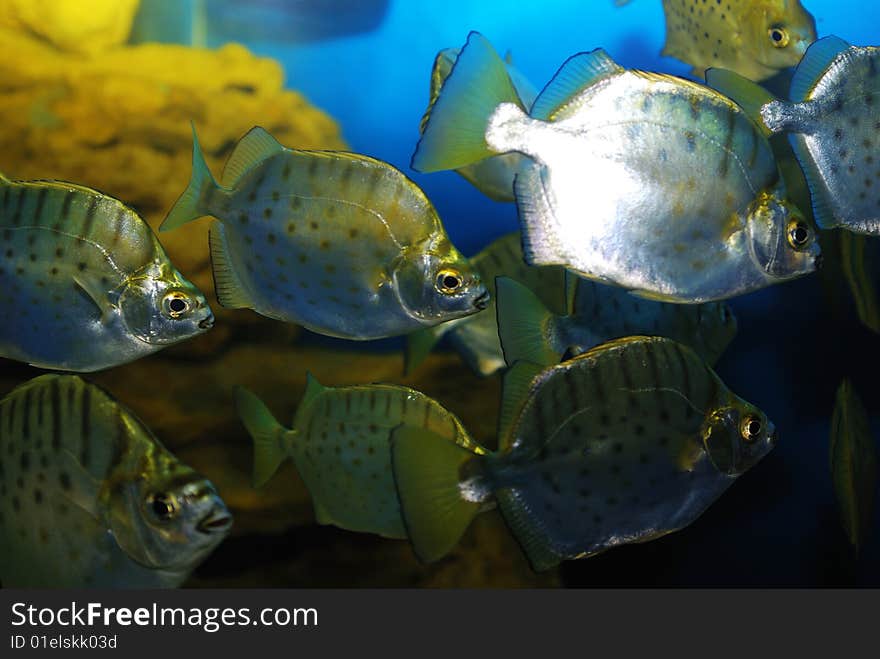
[2,0,879,587]
[246,0,880,586]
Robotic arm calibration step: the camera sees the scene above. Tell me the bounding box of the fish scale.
[0,375,231,587]
[0,176,212,371]
[164,126,486,340]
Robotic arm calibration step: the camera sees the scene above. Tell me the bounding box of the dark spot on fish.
[20,451,29,471]
[267,233,276,244]
[684,131,697,152]
[593,514,602,524]
[290,197,302,210]
[309,221,318,230]
[263,208,272,219]
[839,148,848,159]
[659,436,670,446]
[33,489,43,504]
[849,116,859,127]
[319,240,331,250]
[349,228,359,239]
[286,222,295,234]
[11,496,19,511]
[77,262,86,271]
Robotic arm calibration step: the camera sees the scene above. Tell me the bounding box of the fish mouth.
[473,291,491,310]
[197,509,233,535]
[198,316,215,330]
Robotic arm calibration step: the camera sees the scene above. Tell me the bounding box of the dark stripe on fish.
[51,378,61,452]
[645,344,665,414]
[422,401,431,428]
[60,189,74,224]
[32,188,48,225]
[10,187,24,226]
[80,385,91,466]
[82,195,100,240]
[719,110,737,178]
[22,387,32,441]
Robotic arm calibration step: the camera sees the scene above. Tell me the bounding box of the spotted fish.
[235,375,485,539]
[391,336,776,570]
[423,48,538,202]
[406,232,566,376]
[713,38,880,235]
[496,275,737,368]
[0,175,213,372]
[617,0,816,81]
[413,32,820,303]
[0,375,232,588]
[160,126,488,340]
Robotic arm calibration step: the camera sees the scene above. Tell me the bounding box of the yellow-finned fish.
[234,375,486,539]
[413,32,820,303]
[161,126,488,340]
[0,175,213,372]
[495,275,737,368]
[0,375,232,588]
[391,336,776,570]
[406,232,566,376]
[424,48,538,202]
[830,379,877,554]
[619,0,816,81]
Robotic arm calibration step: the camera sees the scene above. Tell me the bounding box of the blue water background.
[238,1,879,585]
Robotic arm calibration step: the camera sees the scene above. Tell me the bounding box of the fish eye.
[147,493,178,521]
[786,220,811,249]
[162,292,191,319]
[768,26,789,48]
[740,415,763,442]
[436,269,463,295]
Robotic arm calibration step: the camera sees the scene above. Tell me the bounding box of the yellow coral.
[0,27,347,304]
[0,0,140,54]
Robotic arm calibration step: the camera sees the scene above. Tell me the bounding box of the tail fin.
[160,123,222,232]
[233,386,287,487]
[391,425,485,563]
[496,276,560,367]
[412,31,523,173]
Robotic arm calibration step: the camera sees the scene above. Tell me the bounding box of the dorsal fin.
[531,49,623,121]
[790,36,850,102]
[705,68,776,136]
[221,126,286,188]
[497,360,545,451]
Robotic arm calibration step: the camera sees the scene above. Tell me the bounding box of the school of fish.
[1,0,877,586]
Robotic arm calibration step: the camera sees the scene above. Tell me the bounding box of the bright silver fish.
[413,32,820,303]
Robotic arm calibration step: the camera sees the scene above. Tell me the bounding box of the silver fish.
[720,37,880,235]
[392,336,776,570]
[0,375,232,588]
[161,126,488,340]
[0,175,213,372]
[413,32,820,303]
